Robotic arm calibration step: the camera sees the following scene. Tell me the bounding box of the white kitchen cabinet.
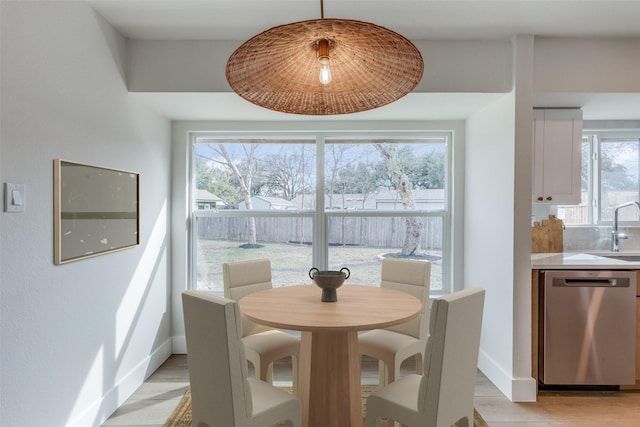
[532,108,583,204]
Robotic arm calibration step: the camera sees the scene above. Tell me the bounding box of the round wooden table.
[239,284,422,427]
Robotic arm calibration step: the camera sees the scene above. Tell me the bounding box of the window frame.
[189,130,453,296]
[564,130,640,226]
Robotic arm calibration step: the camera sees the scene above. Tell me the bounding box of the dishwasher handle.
[552,277,630,287]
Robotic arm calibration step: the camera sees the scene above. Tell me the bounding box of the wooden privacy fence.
[196,216,443,249]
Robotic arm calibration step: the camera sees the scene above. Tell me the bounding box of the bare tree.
[374,143,423,256]
[201,143,260,247]
[262,146,313,245]
[262,146,313,200]
[325,144,352,209]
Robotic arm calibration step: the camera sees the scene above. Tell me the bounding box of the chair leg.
[259,359,273,384]
[373,417,393,427]
[415,353,423,375]
[291,355,298,394]
[365,411,385,427]
[378,359,399,385]
[378,355,423,387]
[248,360,257,378]
[257,357,298,392]
[378,360,394,387]
[391,361,400,385]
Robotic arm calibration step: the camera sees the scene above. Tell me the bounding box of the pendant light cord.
[320,0,324,18]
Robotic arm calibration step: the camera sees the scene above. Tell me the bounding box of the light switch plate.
[4,183,25,212]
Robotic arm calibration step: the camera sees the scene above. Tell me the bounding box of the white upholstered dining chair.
[223,259,300,390]
[364,287,485,427]
[358,258,431,386]
[182,291,301,427]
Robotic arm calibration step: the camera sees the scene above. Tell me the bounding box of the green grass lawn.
[196,239,443,292]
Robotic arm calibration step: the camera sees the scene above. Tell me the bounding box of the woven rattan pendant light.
[225,0,424,115]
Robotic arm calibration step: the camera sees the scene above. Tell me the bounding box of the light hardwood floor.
[101,354,640,426]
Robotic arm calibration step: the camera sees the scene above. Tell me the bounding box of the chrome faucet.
[612,201,640,251]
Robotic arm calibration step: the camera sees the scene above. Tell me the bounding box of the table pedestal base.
[298,330,363,427]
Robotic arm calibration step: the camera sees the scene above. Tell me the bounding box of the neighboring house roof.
[238,195,296,209]
[254,195,294,205]
[195,189,226,205]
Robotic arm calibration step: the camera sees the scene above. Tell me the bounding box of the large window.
[559,132,640,225]
[190,133,451,295]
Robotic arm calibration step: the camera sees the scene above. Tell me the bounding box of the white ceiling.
[88,0,640,41]
[88,0,640,121]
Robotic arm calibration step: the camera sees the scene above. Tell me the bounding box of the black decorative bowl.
[309,267,350,302]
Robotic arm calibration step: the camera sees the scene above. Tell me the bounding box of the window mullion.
[314,135,327,269]
[591,136,599,224]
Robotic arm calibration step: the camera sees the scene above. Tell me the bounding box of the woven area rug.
[164,385,488,427]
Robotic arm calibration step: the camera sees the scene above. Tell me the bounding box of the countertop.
[532,251,640,269]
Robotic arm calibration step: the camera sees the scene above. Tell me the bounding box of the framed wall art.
[54,159,140,265]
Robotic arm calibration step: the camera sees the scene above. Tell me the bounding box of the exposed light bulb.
[316,39,332,85]
[319,58,332,85]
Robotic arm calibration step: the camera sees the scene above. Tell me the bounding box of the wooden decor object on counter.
[532,215,564,253]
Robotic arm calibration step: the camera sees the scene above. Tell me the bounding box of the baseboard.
[163,338,541,401]
[477,348,537,402]
[511,376,537,402]
[67,339,173,427]
[477,348,512,398]
[172,335,186,354]
[174,336,538,401]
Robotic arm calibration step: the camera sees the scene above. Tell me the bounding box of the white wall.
[534,37,640,93]
[465,92,518,398]
[0,2,172,426]
[127,39,512,93]
[464,36,537,403]
[511,36,537,401]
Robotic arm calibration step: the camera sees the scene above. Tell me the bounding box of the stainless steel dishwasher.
[541,270,636,386]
